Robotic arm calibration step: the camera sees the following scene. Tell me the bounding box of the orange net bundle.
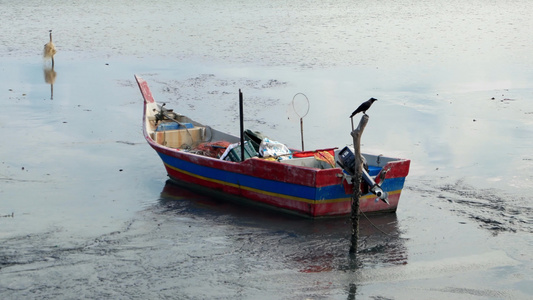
[194,141,230,158]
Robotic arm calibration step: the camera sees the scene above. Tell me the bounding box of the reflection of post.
[349,114,369,254]
[347,283,357,300]
[44,65,56,100]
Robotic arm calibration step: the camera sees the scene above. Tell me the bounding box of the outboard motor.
[337,146,389,205]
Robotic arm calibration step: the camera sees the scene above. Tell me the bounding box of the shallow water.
[1,0,533,299]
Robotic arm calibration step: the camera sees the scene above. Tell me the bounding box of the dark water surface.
[1,0,533,299]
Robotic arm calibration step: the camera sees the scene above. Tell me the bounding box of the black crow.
[349,98,377,118]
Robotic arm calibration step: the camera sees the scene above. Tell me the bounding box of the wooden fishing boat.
[136,75,410,218]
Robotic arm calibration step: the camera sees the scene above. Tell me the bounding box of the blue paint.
[158,152,406,202]
[155,122,193,131]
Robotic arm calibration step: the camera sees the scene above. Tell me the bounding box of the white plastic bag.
[258,138,292,159]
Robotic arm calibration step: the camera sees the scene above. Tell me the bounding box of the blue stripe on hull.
[159,152,317,200]
[379,177,406,192]
[158,152,406,203]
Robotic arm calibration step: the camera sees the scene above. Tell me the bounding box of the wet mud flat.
[1,179,531,299]
[1,58,532,299]
[0,185,399,298]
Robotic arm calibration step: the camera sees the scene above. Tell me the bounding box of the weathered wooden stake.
[349,114,369,254]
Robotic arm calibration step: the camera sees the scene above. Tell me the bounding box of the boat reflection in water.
[158,180,407,272]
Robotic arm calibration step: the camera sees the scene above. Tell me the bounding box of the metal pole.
[300,117,304,151]
[239,89,245,161]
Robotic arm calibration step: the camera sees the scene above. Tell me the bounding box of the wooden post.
[349,114,369,254]
[239,89,245,161]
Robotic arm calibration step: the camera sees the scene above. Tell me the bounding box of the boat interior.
[145,103,396,172]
